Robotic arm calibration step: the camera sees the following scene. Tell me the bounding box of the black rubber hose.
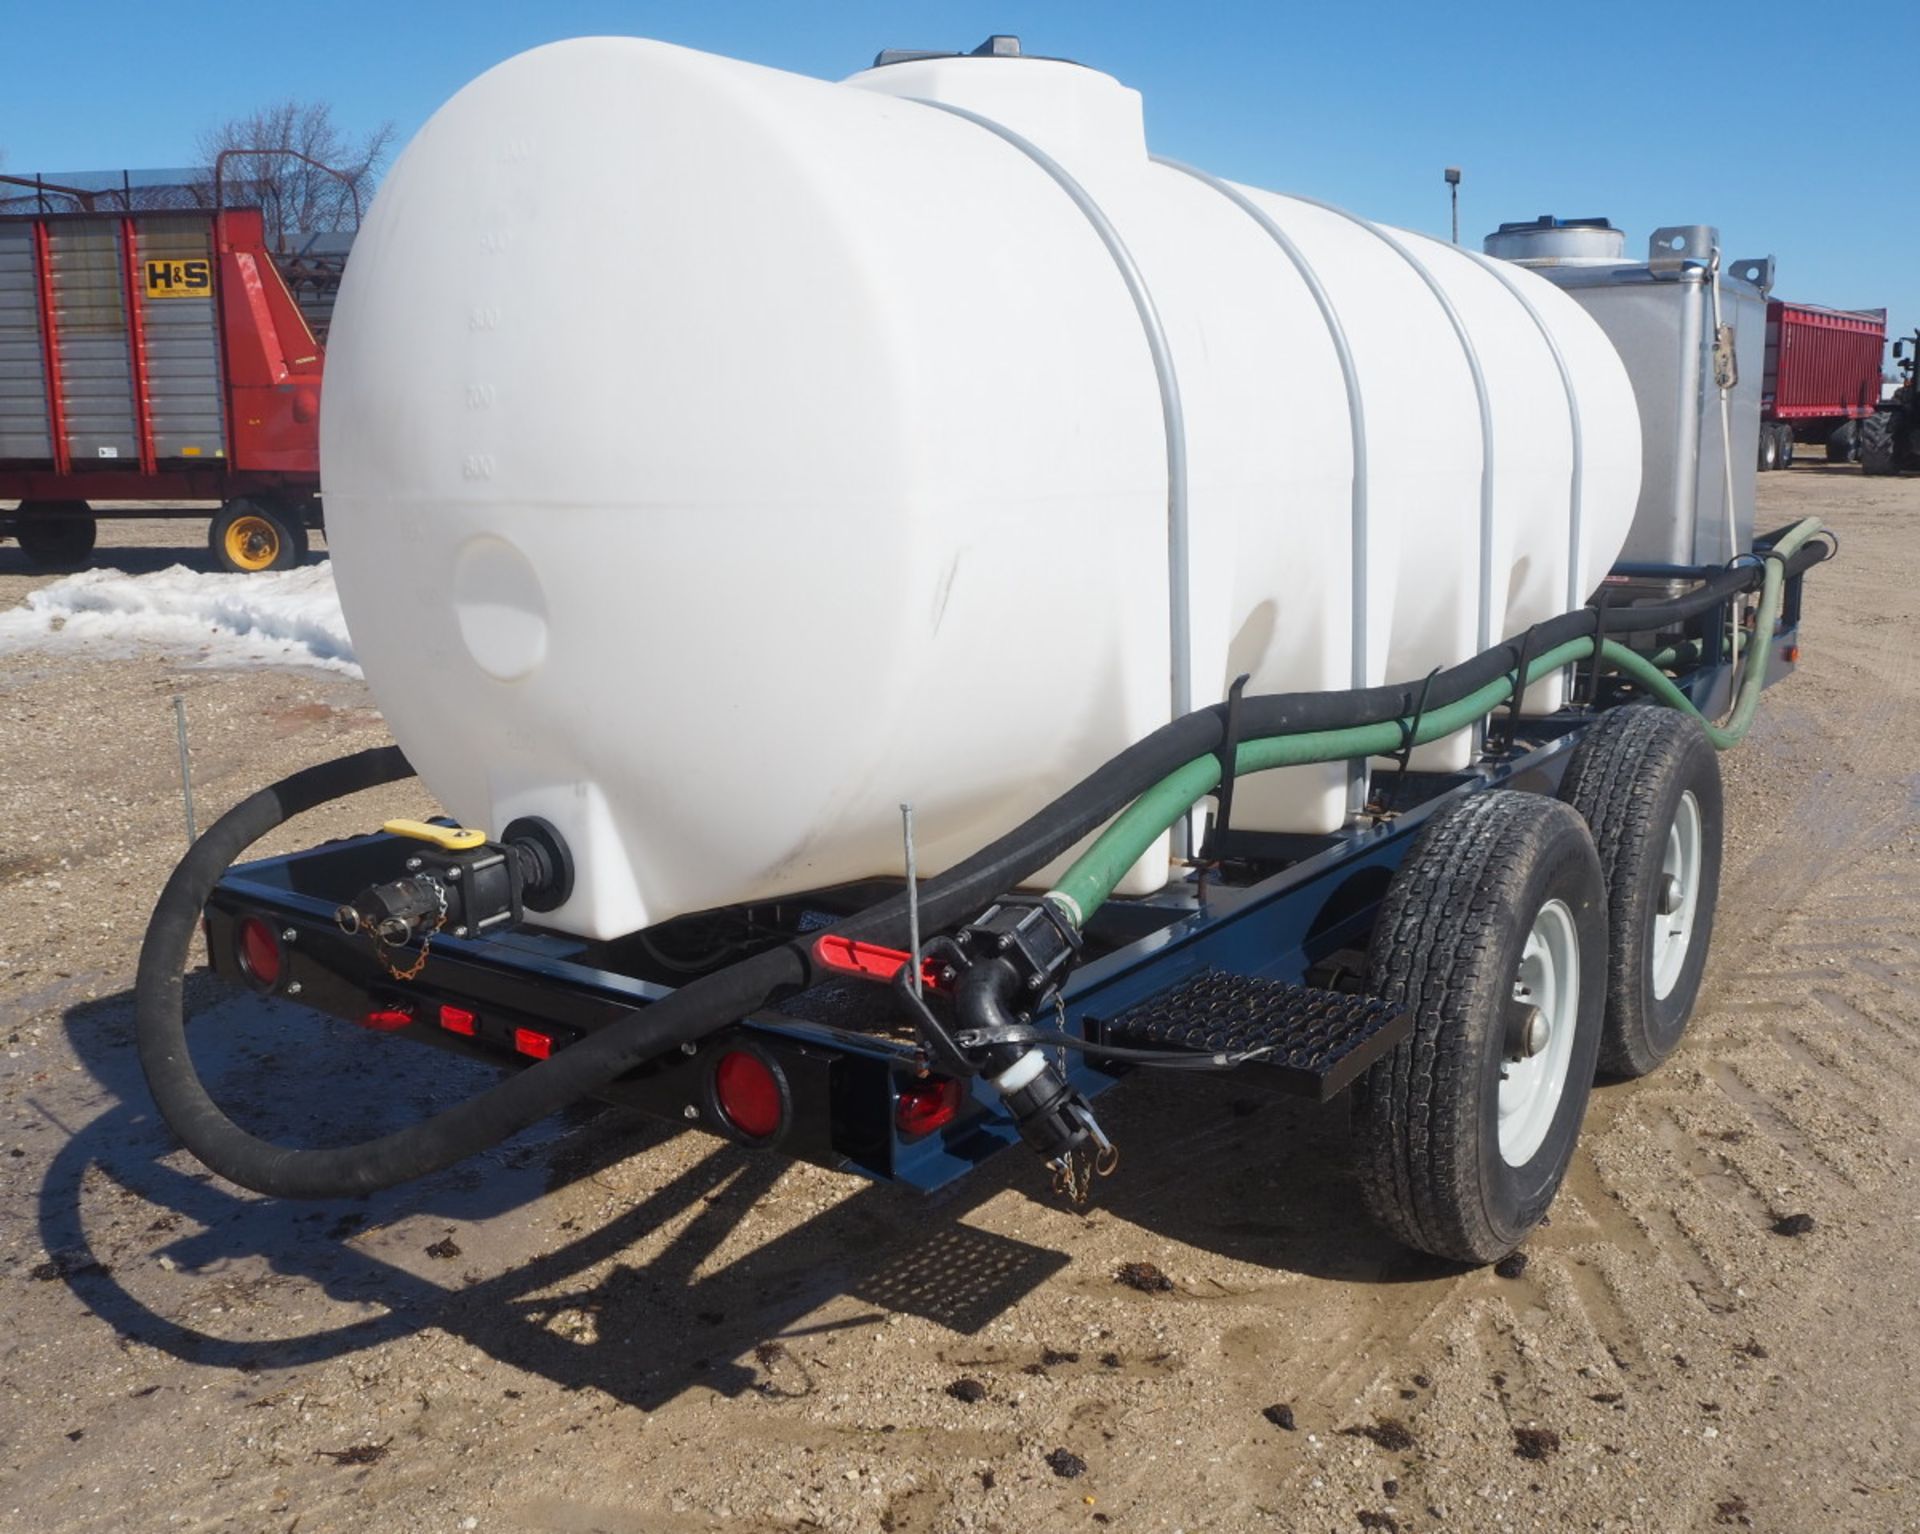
[136,540,1831,1198]
[834,538,1832,950]
[136,745,812,1197]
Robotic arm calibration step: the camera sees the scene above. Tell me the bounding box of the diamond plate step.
[1096,971,1410,1101]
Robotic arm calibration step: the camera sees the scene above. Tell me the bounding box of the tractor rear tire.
[13,502,97,570]
[1775,424,1795,468]
[1558,705,1723,1078]
[1757,425,1778,471]
[1859,410,1898,476]
[1826,420,1857,463]
[1353,791,1607,1264]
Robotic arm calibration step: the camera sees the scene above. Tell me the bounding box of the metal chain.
[1046,993,1121,1206]
[372,878,447,983]
[1051,1148,1092,1205]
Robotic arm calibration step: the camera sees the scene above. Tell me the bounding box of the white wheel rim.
[1651,790,1703,1000]
[1498,897,1580,1167]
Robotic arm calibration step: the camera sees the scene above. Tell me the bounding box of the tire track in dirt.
[1266,485,1920,1511]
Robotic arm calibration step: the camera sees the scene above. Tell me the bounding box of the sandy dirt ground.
[2,466,1918,1534]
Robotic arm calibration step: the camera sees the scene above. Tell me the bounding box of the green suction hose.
[1048,518,1823,928]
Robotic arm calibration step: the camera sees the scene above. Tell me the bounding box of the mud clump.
[945,1378,987,1405]
[1340,1418,1415,1452]
[1046,1447,1087,1479]
[1771,1212,1816,1237]
[317,1441,390,1466]
[1512,1426,1561,1461]
[29,1252,109,1281]
[1262,1403,1297,1431]
[1116,1261,1174,1293]
[424,1236,462,1260]
[1714,1495,1753,1526]
[1041,1348,1081,1367]
[1356,1513,1399,1531]
[1734,1339,1770,1360]
[1493,1251,1529,1279]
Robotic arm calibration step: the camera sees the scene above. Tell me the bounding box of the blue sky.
[9,0,1917,352]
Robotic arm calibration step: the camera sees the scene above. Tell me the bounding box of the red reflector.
[439,1004,478,1036]
[513,1027,553,1060]
[360,1007,413,1031]
[1785,645,1801,664]
[236,915,282,989]
[896,1076,964,1138]
[812,934,943,990]
[713,1050,784,1140]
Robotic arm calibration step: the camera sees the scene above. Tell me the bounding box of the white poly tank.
[321,38,1643,940]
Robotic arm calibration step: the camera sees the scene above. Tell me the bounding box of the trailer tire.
[13,502,97,570]
[1826,420,1857,463]
[211,499,306,573]
[1557,705,1722,1078]
[1353,791,1606,1264]
[1859,410,1898,476]
[1756,426,1778,472]
[1775,424,1794,468]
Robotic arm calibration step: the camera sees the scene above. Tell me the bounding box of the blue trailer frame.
[200,548,1807,1198]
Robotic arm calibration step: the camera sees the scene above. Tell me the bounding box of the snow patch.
[0,561,360,675]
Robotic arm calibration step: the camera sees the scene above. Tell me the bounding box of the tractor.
[1861,329,1920,475]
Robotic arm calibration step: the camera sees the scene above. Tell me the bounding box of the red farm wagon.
[1758,299,1887,469]
[0,171,349,572]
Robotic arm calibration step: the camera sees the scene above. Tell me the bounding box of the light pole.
[1445,166,1462,245]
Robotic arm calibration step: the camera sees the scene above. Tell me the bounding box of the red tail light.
[513,1027,554,1060]
[713,1049,785,1140]
[236,915,283,990]
[896,1076,963,1138]
[439,1004,478,1037]
[360,1007,413,1031]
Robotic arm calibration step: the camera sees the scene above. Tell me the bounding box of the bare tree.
[195,101,394,247]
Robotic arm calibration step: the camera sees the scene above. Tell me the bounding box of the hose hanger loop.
[1202,672,1252,860]
[1495,626,1539,756]
[1386,665,1445,812]
[1582,587,1614,705]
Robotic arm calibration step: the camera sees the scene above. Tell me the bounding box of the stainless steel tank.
[1488,219,1775,569]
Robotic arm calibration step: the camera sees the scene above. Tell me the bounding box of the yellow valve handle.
[382,819,487,851]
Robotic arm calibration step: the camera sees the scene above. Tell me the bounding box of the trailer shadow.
[0,542,325,579]
[35,979,1430,1413]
